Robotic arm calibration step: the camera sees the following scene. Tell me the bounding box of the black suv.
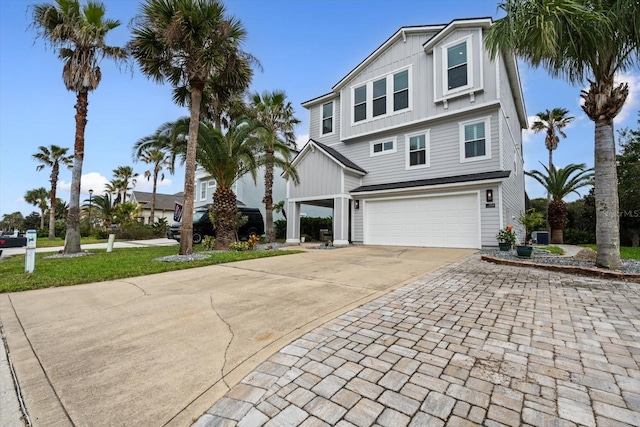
[168,206,265,244]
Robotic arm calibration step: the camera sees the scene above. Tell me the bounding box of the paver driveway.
[0,246,472,426]
[196,256,640,427]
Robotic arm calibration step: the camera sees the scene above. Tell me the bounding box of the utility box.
[532,231,549,245]
[25,229,37,273]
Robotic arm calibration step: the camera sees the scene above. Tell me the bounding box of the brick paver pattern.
[194,256,640,427]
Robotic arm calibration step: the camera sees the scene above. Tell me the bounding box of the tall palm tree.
[250,90,300,243]
[526,163,594,244]
[112,166,138,203]
[531,108,575,173]
[194,118,261,249]
[88,193,115,227]
[32,144,73,238]
[31,0,127,254]
[24,187,49,230]
[129,0,250,256]
[486,0,639,268]
[138,147,171,224]
[104,179,123,204]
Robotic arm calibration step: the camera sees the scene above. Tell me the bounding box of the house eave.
[301,92,338,109]
[423,17,492,52]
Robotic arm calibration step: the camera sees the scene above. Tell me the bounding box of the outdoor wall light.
[486,189,493,203]
[354,200,360,209]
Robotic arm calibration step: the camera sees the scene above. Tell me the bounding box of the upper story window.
[354,86,367,122]
[393,70,409,111]
[460,117,491,163]
[373,78,387,117]
[200,181,207,201]
[208,180,216,188]
[351,66,411,125]
[405,129,430,169]
[447,41,468,90]
[322,102,334,134]
[370,138,396,157]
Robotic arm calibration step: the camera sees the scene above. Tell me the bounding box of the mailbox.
[26,229,37,248]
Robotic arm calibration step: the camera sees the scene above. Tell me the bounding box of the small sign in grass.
[0,246,301,293]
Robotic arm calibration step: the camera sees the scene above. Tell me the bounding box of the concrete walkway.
[0,246,473,426]
[195,255,640,427]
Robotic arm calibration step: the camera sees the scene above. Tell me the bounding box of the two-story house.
[285,18,527,248]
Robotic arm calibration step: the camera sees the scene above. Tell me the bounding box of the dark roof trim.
[351,170,511,193]
[312,140,367,174]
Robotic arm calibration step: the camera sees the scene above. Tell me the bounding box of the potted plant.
[496,226,516,251]
[517,209,545,257]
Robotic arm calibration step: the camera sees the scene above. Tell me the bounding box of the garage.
[363,192,480,248]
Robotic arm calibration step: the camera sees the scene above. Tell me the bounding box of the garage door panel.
[364,194,479,248]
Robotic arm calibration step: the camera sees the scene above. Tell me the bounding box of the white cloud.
[295,133,309,149]
[133,177,173,192]
[522,115,538,144]
[59,172,109,197]
[614,72,640,124]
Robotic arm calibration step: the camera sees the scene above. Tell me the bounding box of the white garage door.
[363,193,480,248]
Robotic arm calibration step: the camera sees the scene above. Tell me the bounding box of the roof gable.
[289,140,367,177]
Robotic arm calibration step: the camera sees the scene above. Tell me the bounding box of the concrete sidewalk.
[0,245,473,426]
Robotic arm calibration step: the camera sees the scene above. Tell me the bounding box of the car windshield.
[193,211,208,222]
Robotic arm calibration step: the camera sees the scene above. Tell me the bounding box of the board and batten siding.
[288,148,343,199]
[309,96,342,145]
[336,108,501,188]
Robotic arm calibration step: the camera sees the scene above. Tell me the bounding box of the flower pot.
[498,242,511,251]
[516,245,533,258]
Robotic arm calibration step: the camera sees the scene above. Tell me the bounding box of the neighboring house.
[285,18,527,248]
[130,191,184,224]
[194,160,331,225]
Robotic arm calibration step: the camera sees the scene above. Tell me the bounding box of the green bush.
[274,219,287,239]
[300,217,332,241]
[55,220,66,238]
[37,228,49,238]
[563,228,596,245]
[91,229,109,240]
[118,221,155,240]
[152,218,170,237]
[229,241,249,251]
[202,235,216,251]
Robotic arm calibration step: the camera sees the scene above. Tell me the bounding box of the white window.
[459,117,491,163]
[443,36,473,96]
[405,130,430,169]
[354,85,367,122]
[208,180,216,188]
[351,66,411,124]
[370,138,396,157]
[372,78,387,117]
[200,181,207,201]
[322,101,333,135]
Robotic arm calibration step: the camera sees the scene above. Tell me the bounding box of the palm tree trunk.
[263,154,275,243]
[179,88,203,255]
[150,170,157,224]
[214,187,237,249]
[49,165,58,239]
[594,117,622,269]
[64,91,88,254]
[546,149,552,233]
[550,228,563,245]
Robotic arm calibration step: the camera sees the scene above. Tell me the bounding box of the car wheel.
[193,232,203,244]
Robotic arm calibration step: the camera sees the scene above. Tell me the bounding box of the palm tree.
[32,144,73,238]
[89,193,115,227]
[192,118,261,249]
[24,187,49,230]
[531,108,575,173]
[31,0,127,254]
[112,166,138,203]
[138,147,171,224]
[273,200,287,220]
[104,179,123,204]
[129,0,250,256]
[249,90,300,243]
[486,0,639,268]
[526,163,594,244]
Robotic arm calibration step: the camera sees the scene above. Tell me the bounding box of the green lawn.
[580,245,640,260]
[535,246,565,255]
[32,236,109,248]
[0,246,301,293]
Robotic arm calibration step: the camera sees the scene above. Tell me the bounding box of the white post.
[106,234,116,253]
[25,229,36,273]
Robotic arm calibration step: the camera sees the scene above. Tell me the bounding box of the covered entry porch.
[286,197,351,245]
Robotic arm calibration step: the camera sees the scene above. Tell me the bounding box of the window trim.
[354,85,367,123]
[404,129,430,170]
[370,137,397,157]
[350,65,412,125]
[442,35,473,97]
[321,100,335,136]
[459,116,492,163]
[208,180,216,188]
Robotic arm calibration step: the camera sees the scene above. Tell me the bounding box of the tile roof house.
[285,18,527,248]
[130,191,183,224]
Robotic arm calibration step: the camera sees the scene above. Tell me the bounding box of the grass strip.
[0,246,301,293]
[579,245,640,260]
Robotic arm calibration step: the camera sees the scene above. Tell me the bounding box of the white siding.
[288,148,343,199]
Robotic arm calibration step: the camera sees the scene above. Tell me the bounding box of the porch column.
[333,197,349,245]
[285,201,301,244]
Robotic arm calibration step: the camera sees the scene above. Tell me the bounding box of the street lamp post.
[88,189,93,229]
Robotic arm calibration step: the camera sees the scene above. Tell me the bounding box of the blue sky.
[1,0,638,219]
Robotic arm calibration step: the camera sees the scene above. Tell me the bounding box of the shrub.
[246,235,260,250]
[54,220,66,238]
[229,241,249,251]
[300,217,332,241]
[91,229,109,240]
[202,235,216,251]
[274,219,287,239]
[118,221,154,240]
[563,228,596,245]
[152,218,169,237]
